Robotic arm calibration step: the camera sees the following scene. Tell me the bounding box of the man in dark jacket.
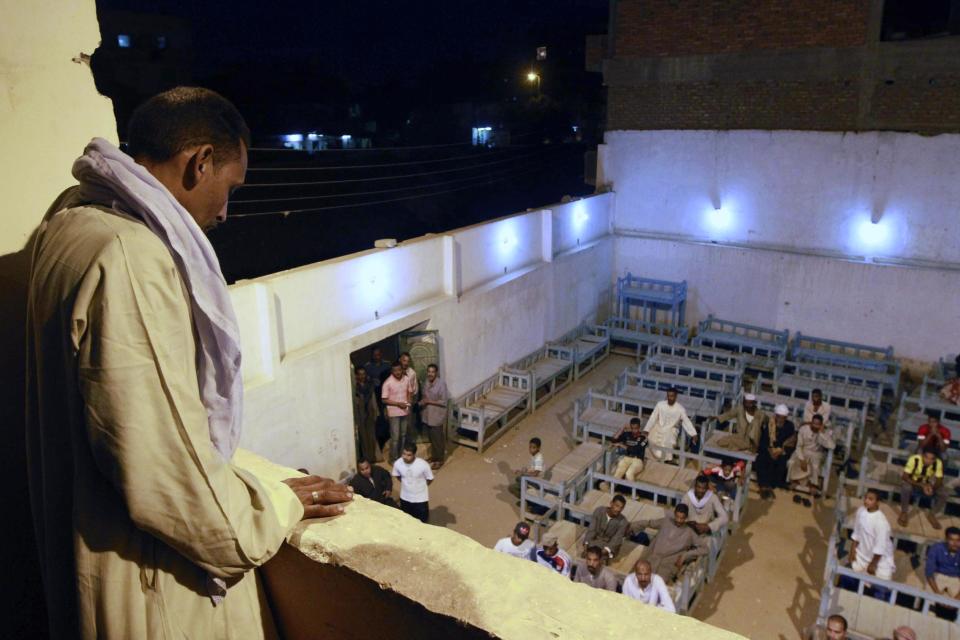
[349,459,396,507]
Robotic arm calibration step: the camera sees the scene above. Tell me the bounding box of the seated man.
[803,388,832,426]
[532,534,572,577]
[621,559,676,613]
[756,404,797,500]
[917,413,951,455]
[681,475,729,537]
[611,417,648,482]
[631,503,708,584]
[348,459,396,507]
[898,449,946,529]
[509,437,544,497]
[713,392,765,452]
[583,494,629,561]
[848,489,896,582]
[572,545,618,591]
[925,526,960,600]
[787,414,836,505]
[494,522,534,559]
[644,387,698,461]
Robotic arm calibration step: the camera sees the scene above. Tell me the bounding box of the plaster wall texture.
[601,130,960,264]
[614,235,958,364]
[230,195,615,477]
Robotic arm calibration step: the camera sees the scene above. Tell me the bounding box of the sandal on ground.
[802,498,812,507]
[793,495,803,504]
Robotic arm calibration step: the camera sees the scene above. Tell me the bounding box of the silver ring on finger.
[311,490,320,504]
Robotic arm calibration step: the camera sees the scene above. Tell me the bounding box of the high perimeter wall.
[599,129,960,364]
[229,195,615,477]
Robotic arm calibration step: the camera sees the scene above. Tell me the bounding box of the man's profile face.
[188,142,247,232]
[400,354,410,367]
[863,492,878,511]
[585,551,602,573]
[666,391,677,405]
[694,480,708,499]
[673,509,687,526]
[947,532,960,553]
[529,442,540,456]
[608,500,624,518]
[401,450,415,464]
[634,562,652,588]
[426,366,437,382]
[358,461,372,478]
[825,618,846,640]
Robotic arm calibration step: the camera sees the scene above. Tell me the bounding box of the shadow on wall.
[0,239,49,638]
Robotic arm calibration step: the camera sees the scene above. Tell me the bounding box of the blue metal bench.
[791,332,899,394]
[638,354,743,399]
[507,343,575,411]
[780,359,887,406]
[603,316,689,359]
[692,315,788,376]
[615,273,687,326]
[554,324,611,379]
[449,369,532,452]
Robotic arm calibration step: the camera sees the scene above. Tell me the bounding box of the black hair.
[400,351,411,358]
[402,442,417,454]
[127,86,250,164]
[811,414,824,422]
[666,387,680,394]
[585,545,604,558]
[945,526,960,538]
[391,360,404,369]
[427,363,438,371]
[927,411,941,421]
[865,488,881,500]
[357,458,371,466]
[812,388,823,396]
[529,437,542,447]
[629,417,642,426]
[695,474,709,486]
[611,494,627,505]
[675,503,689,515]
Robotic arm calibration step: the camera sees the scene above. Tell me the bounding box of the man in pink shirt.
[382,361,412,461]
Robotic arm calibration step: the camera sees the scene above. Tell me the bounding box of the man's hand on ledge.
[283,475,354,519]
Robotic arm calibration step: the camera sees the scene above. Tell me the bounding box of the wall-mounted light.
[703,202,734,235]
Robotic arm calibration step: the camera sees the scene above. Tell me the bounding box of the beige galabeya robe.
[26,200,303,639]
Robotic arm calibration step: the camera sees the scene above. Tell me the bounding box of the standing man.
[349,459,396,507]
[399,351,420,397]
[420,363,449,470]
[391,442,434,523]
[621,560,676,613]
[610,417,648,482]
[787,414,836,505]
[925,526,960,599]
[848,489,896,582]
[803,388,832,426]
[382,361,412,461]
[532,534,573,577]
[354,367,381,463]
[713,392,765,452]
[25,87,353,638]
[493,522,535,559]
[364,347,391,393]
[644,388,698,461]
[755,404,798,500]
[631,504,708,583]
[572,546,618,591]
[583,495,630,561]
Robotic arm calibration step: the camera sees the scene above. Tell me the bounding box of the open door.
[398,330,440,385]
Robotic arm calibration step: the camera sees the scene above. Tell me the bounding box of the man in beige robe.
[712,392,765,452]
[26,87,352,639]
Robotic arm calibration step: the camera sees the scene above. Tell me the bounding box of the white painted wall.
[231,193,615,476]
[600,130,960,264]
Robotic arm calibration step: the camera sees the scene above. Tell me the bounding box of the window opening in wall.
[881,0,960,41]
[348,322,443,468]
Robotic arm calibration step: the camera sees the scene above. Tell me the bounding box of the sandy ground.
[413,354,834,638]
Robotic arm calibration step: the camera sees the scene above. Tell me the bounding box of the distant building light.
[117,34,131,48]
[156,35,167,50]
[472,126,493,146]
[307,133,319,141]
[571,125,579,133]
[341,134,352,141]
[284,134,303,143]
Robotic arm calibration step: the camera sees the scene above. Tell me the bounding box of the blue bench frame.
[692,315,788,376]
[615,273,687,326]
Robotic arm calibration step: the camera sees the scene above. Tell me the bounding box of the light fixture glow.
[117,34,131,48]
[283,133,303,143]
[702,203,735,235]
[855,218,890,248]
[527,71,538,82]
[307,133,319,141]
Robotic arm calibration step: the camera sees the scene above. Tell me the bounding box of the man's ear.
[183,144,215,190]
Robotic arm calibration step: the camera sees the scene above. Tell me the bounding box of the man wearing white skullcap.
[712,391,767,453]
[754,404,797,499]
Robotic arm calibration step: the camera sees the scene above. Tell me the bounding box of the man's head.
[673,503,689,526]
[357,459,372,478]
[945,527,960,553]
[608,494,626,518]
[927,412,941,428]
[400,352,412,368]
[825,614,847,640]
[633,559,652,589]
[541,534,559,557]
[694,475,710,500]
[811,389,823,405]
[922,450,938,467]
[584,546,604,574]
[529,437,542,456]
[743,393,757,411]
[356,367,367,384]
[426,364,438,382]
[127,87,250,232]
[721,459,734,475]
[511,521,531,546]
[391,361,404,380]
[629,417,643,435]
[863,488,880,511]
[666,388,679,405]
[774,404,790,424]
[810,414,824,432]
[892,626,917,640]
[372,347,383,362]
[401,442,417,464]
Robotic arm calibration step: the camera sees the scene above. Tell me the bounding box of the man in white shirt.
[848,489,896,580]
[644,388,698,461]
[622,560,676,613]
[509,437,545,497]
[532,534,572,577]
[803,388,832,426]
[494,522,534,559]
[788,414,836,504]
[391,442,434,523]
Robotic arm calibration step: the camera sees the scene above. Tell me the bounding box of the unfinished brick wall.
[613,0,870,57]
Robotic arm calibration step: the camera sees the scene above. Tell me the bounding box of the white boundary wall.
[230,195,614,475]
[600,130,960,365]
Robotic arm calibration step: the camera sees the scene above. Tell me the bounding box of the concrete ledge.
[236,450,746,640]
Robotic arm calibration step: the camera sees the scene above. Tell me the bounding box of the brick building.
[590,0,960,132]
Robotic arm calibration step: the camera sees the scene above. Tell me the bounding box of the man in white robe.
[26,87,352,639]
[848,489,896,581]
[787,414,836,501]
[644,388,698,460]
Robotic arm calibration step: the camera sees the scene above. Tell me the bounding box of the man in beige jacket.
[26,87,352,639]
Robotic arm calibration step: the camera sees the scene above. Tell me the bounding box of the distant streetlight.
[526,70,541,95]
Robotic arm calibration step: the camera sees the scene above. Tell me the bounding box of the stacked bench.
[615,274,687,327]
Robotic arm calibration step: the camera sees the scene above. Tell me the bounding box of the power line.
[245,146,531,172]
[248,141,473,153]
[240,147,555,188]
[229,164,550,219]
